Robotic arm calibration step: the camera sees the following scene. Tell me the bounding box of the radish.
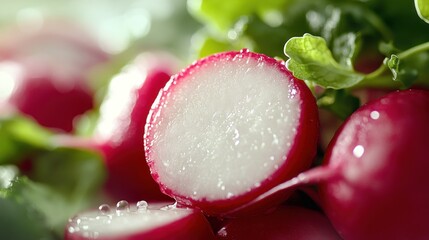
[3,59,95,132]
[0,22,109,132]
[316,89,429,240]
[91,52,177,202]
[144,50,319,216]
[65,201,215,240]
[231,89,429,239]
[217,205,341,240]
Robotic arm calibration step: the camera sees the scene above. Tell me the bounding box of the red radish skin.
[217,205,341,240]
[65,201,215,240]
[0,23,109,132]
[5,60,94,132]
[145,50,319,216]
[316,89,429,240]
[92,53,177,202]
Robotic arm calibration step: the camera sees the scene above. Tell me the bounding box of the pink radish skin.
[92,53,177,202]
[65,202,215,240]
[317,89,429,240]
[217,205,341,240]
[145,50,319,216]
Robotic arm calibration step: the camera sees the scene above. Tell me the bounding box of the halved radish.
[65,201,215,240]
[144,50,319,216]
[217,205,341,240]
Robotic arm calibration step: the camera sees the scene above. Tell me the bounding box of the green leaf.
[4,177,82,238]
[317,89,360,120]
[4,175,103,239]
[0,197,55,240]
[0,116,53,165]
[386,54,400,80]
[31,147,106,199]
[332,32,361,69]
[284,33,364,89]
[385,54,420,88]
[188,0,291,32]
[415,0,429,23]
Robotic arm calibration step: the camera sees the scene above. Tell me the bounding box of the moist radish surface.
[66,201,215,240]
[318,89,429,240]
[145,50,319,214]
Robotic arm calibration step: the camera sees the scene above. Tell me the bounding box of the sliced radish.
[145,50,319,216]
[65,201,215,240]
[217,205,341,240]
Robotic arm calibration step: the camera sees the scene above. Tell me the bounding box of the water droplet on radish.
[136,200,148,211]
[116,200,130,214]
[353,145,365,158]
[370,110,380,120]
[98,204,111,215]
[240,48,250,53]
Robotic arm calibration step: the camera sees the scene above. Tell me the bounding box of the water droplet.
[370,111,380,120]
[227,192,234,198]
[240,48,250,53]
[116,200,130,214]
[353,145,365,158]
[136,200,148,211]
[98,204,111,215]
[160,202,177,211]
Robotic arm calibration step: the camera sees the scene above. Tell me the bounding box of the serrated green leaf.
[284,34,364,89]
[415,0,429,23]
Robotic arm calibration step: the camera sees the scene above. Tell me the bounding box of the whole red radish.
[65,201,215,240]
[3,60,94,132]
[0,22,109,132]
[145,50,319,216]
[317,89,429,239]
[93,52,177,202]
[217,205,341,240]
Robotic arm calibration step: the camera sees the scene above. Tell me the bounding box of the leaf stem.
[360,41,429,83]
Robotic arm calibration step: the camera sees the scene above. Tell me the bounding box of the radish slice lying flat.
[145,50,319,216]
[65,201,215,240]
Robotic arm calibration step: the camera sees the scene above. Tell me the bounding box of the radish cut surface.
[66,201,215,240]
[145,50,319,215]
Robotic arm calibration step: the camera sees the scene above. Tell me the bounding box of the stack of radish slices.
[66,50,321,239]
